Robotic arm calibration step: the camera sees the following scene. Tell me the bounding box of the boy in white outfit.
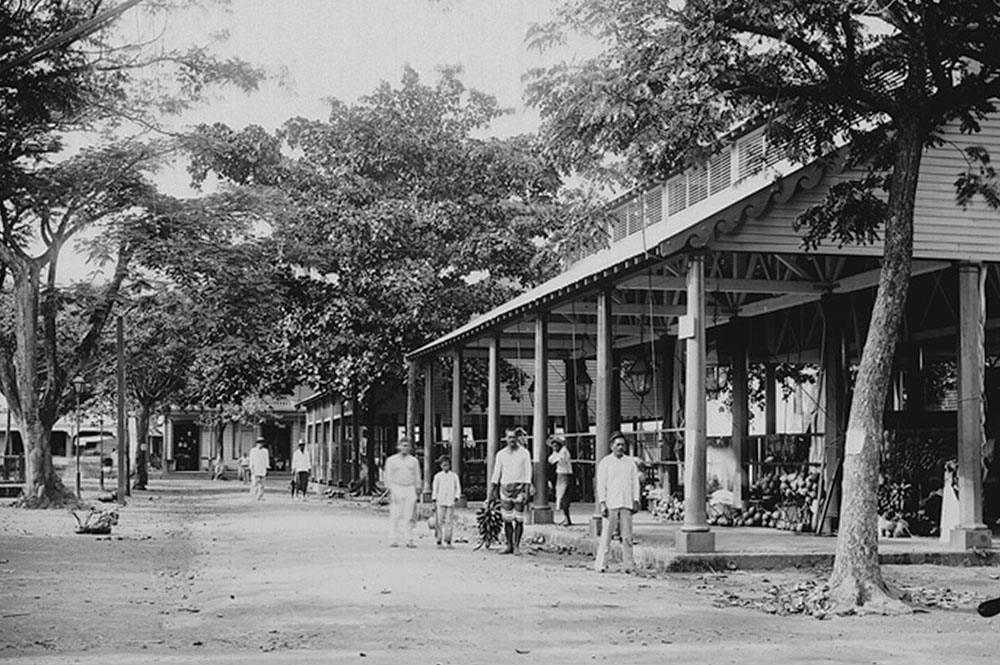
[432,455,461,548]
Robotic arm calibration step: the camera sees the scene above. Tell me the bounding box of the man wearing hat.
[431,454,461,548]
[547,435,574,526]
[248,437,271,501]
[291,439,312,501]
[595,431,640,573]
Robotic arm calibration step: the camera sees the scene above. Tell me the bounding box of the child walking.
[432,455,462,549]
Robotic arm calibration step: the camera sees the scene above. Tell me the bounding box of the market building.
[403,116,1000,553]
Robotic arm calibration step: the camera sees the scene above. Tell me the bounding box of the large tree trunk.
[134,401,153,490]
[136,402,152,458]
[827,117,923,615]
[12,266,79,508]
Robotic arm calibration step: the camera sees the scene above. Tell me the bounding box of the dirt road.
[1,480,998,664]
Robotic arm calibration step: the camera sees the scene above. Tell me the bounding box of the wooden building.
[404,116,1000,552]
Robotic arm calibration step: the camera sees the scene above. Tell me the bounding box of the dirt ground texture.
[1,479,999,665]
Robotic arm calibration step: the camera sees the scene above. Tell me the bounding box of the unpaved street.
[1,480,999,664]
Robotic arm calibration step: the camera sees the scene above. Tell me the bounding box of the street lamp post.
[98,415,105,491]
[72,375,85,499]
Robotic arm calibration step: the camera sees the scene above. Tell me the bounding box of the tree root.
[824,574,913,616]
[13,478,89,510]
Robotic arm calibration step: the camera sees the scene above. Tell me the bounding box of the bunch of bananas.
[474,501,504,550]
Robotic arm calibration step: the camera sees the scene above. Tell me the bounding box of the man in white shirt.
[291,440,311,501]
[488,427,532,555]
[431,455,462,548]
[384,437,422,548]
[595,431,641,573]
[248,437,270,502]
[547,435,574,526]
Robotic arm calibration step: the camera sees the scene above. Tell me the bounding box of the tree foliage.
[0,0,265,507]
[528,0,1000,614]
[188,66,565,404]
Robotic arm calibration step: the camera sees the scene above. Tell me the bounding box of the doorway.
[261,421,291,472]
[173,421,200,471]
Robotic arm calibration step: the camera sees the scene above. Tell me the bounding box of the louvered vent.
[737,131,765,180]
[611,207,627,242]
[708,150,731,194]
[643,187,663,227]
[667,175,686,215]
[688,166,708,205]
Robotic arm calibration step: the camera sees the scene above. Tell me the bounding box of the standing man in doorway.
[291,440,311,501]
[548,435,574,526]
[384,436,422,548]
[249,437,270,501]
[595,431,640,573]
[488,427,532,555]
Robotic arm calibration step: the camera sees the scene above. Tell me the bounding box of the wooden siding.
[712,115,1000,261]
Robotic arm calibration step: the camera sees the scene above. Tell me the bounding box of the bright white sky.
[60,0,590,280]
[149,0,582,194]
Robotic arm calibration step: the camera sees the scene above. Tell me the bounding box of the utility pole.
[117,315,127,505]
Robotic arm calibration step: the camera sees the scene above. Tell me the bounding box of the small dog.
[879,513,912,538]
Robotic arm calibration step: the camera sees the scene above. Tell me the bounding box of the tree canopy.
[527,0,1000,614]
[188,66,565,404]
[0,0,266,507]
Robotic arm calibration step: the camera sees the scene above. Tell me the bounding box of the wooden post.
[406,361,418,443]
[532,315,553,523]
[486,336,501,493]
[451,347,465,505]
[765,364,777,436]
[952,263,992,549]
[678,253,714,552]
[590,290,614,535]
[729,319,750,509]
[564,357,578,436]
[821,295,847,534]
[659,335,678,496]
[423,359,434,502]
[116,314,127,504]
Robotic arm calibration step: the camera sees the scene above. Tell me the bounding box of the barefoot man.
[384,436,422,548]
[488,427,532,555]
[595,431,641,573]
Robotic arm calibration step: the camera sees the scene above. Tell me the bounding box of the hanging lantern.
[627,354,654,398]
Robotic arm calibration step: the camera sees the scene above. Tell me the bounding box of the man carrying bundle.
[488,427,532,555]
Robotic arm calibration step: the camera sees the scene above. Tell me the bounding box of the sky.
[59,0,592,280]
[149,0,584,194]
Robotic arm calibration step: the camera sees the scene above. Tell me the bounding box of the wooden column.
[952,263,992,549]
[678,253,714,552]
[486,336,501,490]
[821,295,847,534]
[422,359,434,502]
[591,290,614,535]
[532,315,553,523]
[729,319,750,509]
[564,357,578,436]
[660,335,678,495]
[451,347,465,505]
[764,364,777,436]
[406,361,418,443]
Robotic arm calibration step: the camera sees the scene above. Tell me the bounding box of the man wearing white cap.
[248,437,270,501]
[291,440,312,501]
